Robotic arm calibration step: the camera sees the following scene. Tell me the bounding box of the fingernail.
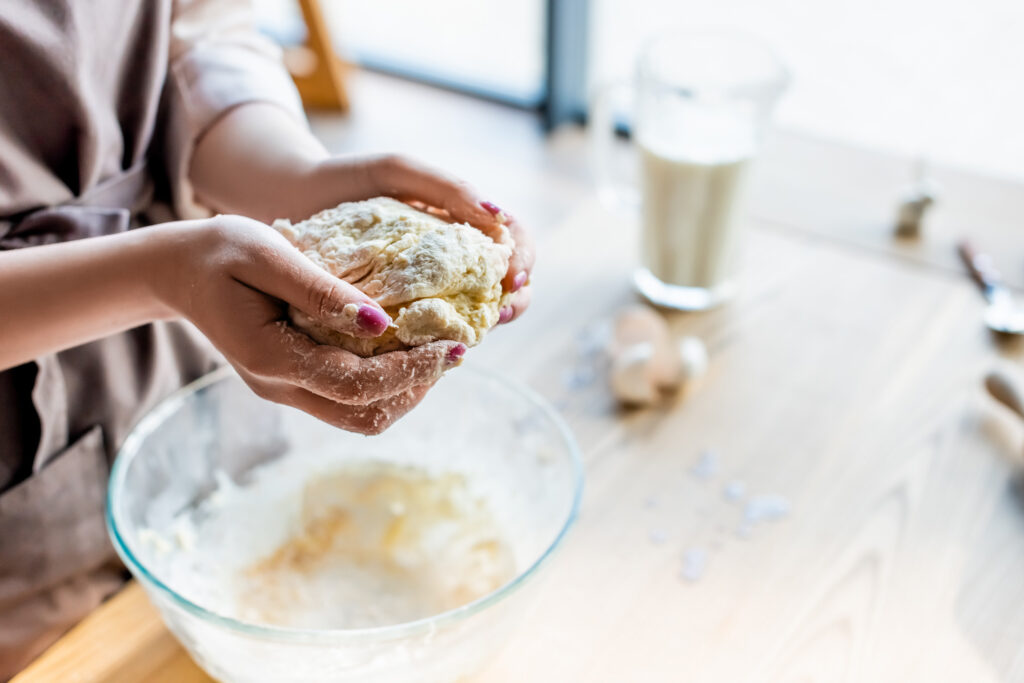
[356,304,391,335]
[481,201,509,224]
[498,306,513,324]
[512,271,528,292]
[446,343,467,366]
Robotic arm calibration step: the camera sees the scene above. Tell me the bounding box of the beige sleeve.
[163,0,306,218]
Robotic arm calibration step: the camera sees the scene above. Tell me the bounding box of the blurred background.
[255,0,1024,182]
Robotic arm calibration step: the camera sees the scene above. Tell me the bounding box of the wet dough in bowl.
[273,197,513,356]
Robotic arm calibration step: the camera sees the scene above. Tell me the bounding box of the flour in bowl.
[143,458,516,629]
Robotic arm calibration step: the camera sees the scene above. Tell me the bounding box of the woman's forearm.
[189,102,334,223]
[0,228,177,370]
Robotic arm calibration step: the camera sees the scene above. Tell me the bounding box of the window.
[257,0,1023,181]
[254,0,547,107]
[587,0,1024,181]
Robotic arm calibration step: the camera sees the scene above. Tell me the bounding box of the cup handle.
[589,81,641,213]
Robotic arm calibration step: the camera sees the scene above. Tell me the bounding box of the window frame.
[311,0,591,130]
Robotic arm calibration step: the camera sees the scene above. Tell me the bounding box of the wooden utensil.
[985,371,1024,422]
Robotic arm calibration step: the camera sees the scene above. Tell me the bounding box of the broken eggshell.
[608,306,709,406]
[610,342,660,405]
[674,336,709,386]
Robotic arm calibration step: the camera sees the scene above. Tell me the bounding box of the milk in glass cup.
[593,32,789,310]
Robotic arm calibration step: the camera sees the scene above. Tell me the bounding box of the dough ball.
[274,197,513,356]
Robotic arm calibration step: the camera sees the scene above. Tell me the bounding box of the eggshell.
[610,342,659,405]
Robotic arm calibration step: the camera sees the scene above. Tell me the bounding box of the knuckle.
[451,183,478,208]
[204,215,251,245]
[382,153,407,169]
[374,153,408,177]
[197,217,237,257]
[414,343,446,367]
[335,378,383,406]
[330,405,385,435]
[367,153,408,196]
[202,217,270,269]
[205,214,236,234]
[513,223,534,247]
[513,248,535,273]
[320,357,370,400]
[360,411,392,435]
[242,242,277,273]
[328,414,364,433]
[306,278,344,321]
[337,421,368,434]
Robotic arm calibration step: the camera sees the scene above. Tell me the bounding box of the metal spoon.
[958,241,1024,335]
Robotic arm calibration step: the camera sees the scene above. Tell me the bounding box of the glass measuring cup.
[592,31,789,310]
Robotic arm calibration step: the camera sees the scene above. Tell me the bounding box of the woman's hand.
[155,216,466,435]
[261,153,535,323]
[189,105,534,322]
[0,213,461,433]
[333,154,535,324]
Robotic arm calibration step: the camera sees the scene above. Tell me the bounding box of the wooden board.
[12,582,209,683]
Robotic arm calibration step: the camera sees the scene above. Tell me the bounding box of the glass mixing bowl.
[106,364,582,683]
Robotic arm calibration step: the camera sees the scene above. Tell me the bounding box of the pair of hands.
[167,155,534,435]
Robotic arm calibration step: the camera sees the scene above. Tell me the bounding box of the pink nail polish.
[498,306,513,324]
[356,304,391,335]
[512,271,528,292]
[480,201,502,216]
[446,343,467,365]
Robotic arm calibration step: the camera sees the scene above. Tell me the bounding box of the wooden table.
[15,75,1024,681]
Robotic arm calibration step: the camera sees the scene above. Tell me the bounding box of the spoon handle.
[958,240,1003,295]
[985,372,1024,421]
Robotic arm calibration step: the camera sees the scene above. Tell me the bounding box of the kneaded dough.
[273,197,513,356]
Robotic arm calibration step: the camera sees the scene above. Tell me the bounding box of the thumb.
[295,274,392,339]
[233,227,392,338]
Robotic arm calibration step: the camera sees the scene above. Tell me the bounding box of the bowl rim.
[106,364,584,643]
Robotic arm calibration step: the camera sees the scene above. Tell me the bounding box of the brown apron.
[0,0,303,670]
[0,0,300,675]
[0,171,224,677]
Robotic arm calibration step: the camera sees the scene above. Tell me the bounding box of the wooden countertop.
[14,72,1024,682]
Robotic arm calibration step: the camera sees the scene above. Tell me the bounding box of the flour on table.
[690,449,719,480]
[680,547,708,582]
[738,494,791,537]
[723,480,746,502]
